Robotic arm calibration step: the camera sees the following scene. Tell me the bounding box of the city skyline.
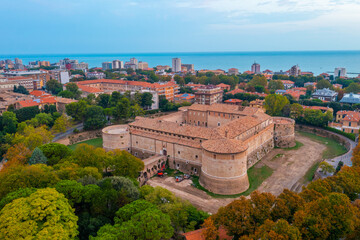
[1,0,360,54]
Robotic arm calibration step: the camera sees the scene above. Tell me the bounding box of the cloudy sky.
[1,0,360,54]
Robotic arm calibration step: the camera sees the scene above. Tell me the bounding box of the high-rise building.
[172,58,181,72]
[138,61,149,70]
[181,64,194,72]
[130,58,138,66]
[334,68,347,78]
[102,62,113,70]
[289,65,301,76]
[251,62,261,74]
[112,60,123,69]
[15,58,23,65]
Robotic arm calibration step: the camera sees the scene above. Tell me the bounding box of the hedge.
[324,126,356,141]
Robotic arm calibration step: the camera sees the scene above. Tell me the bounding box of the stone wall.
[274,117,296,148]
[295,124,352,151]
[68,130,102,145]
[246,139,274,168]
[102,125,130,151]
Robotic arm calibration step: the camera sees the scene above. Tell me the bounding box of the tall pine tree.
[29,147,48,165]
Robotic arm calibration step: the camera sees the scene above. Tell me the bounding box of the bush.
[324,127,356,141]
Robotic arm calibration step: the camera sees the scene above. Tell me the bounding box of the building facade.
[251,63,261,74]
[102,104,295,194]
[312,88,338,102]
[194,85,223,105]
[172,58,182,73]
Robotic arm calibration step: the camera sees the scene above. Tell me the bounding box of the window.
[176,164,180,169]
[194,168,197,174]
[213,154,216,159]
[178,151,181,154]
[349,122,352,126]
[232,155,235,160]
[136,141,138,144]
[217,122,221,126]
[195,155,198,159]
[135,152,138,156]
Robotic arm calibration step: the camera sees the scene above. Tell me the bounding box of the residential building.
[198,69,225,75]
[172,58,181,72]
[304,82,317,88]
[251,62,261,74]
[49,70,70,84]
[181,64,194,72]
[330,110,360,134]
[86,71,106,79]
[224,99,243,105]
[1,70,49,88]
[156,65,171,71]
[228,68,239,75]
[289,65,301,76]
[0,76,35,91]
[281,80,295,89]
[194,85,223,105]
[216,83,231,91]
[138,61,149,70]
[124,62,137,70]
[228,88,245,95]
[102,62,113,70]
[130,58,138,67]
[39,61,50,67]
[320,73,330,80]
[340,93,360,104]
[0,91,33,114]
[174,93,195,104]
[249,99,265,110]
[334,68,347,78]
[112,60,123,69]
[312,88,338,102]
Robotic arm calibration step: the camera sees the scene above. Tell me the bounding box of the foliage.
[39,142,72,166]
[28,147,48,165]
[268,80,284,90]
[52,114,71,133]
[107,149,144,178]
[46,79,63,94]
[264,94,290,116]
[0,187,36,210]
[2,111,17,134]
[316,79,332,89]
[12,125,53,150]
[13,85,29,95]
[84,105,107,130]
[14,106,40,122]
[65,100,88,121]
[248,75,267,87]
[254,219,301,240]
[319,161,335,174]
[345,82,360,93]
[324,126,356,141]
[0,188,78,240]
[98,176,140,200]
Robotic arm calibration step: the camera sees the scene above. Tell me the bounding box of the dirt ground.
[147,133,326,214]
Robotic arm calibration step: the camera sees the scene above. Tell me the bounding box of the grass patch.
[191,163,273,198]
[303,162,321,182]
[298,131,347,159]
[68,138,103,151]
[271,154,284,161]
[275,141,304,151]
[164,169,184,177]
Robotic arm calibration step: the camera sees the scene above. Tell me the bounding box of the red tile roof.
[302,105,333,111]
[343,112,360,122]
[77,84,103,93]
[224,99,242,103]
[281,80,295,84]
[17,100,40,108]
[217,83,230,87]
[182,227,232,240]
[30,90,50,97]
[227,89,245,95]
[243,71,254,74]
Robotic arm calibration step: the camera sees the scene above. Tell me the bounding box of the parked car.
[175,176,184,182]
[184,174,190,179]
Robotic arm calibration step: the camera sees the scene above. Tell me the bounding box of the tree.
[130,104,145,118]
[346,82,360,93]
[316,79,332,89]
[14,106,40,122]
[250,191,276,226]
[84,106,107,130]
[66,100,88,121]
[141,92,154,109]
[30,112,54,127]
[0,164,60,199]
[96,94,111,108]
[0,187,36,210]
[113,98,130,121]
[202,217,219,240]
[110,91,122,107]
[46,79,63,94]
[39,142,72,166]
[248,75,267,87]
[290,103,303,120]
[52,114,71,133]
[319,161,335,174]
[268,80,284,90]
[174,75,185,86]
[13,85,29,94]
[294,193,356,240]
[28,147,48,165]
[0,188,78,240]
[2,111,17,134]
[98,176,140,200]
[253,219,301,240]
[114,199,156,224]
[12,125,53,151]
[107,150,144,178]
[264,94,290,116]
[72,144,106,171]
[55,180,85,207]
[66,82,81,99]
[3,143,32,167]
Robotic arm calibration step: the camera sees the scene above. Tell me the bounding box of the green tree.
[52,114,71,133]
[107,149,144,178]
[0,188,78,240]
[29,147,48,165]
[346,82,360,93]
[254,219,301,240]
[290,103,304,120]
[30,112,54,127]
[84,106,107,130]
[14,106,40,122]
[248,75,267,87]
[12,125,53,150]
[46,79,63,94]
[65,100,88,121]
[319,161,335,174]
[66,82,82,99]
[268,80,285,90]
[316,79,332,89]
[264,94,290,116]
[39,142,72,166]
[113,98,130,121]
[174,75,185,86]
[98,176,140,200]
[55,180,85,207]
[0,187,36,210]
[96,93,111,108]
[110,91,122,107]
[141,92,154,109]
[2,111,17,134]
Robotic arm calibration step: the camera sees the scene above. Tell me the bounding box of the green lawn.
[68,138,103,151]
[191,163,273,198]
[297,131,348,159]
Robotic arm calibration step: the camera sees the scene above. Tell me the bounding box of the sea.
[1,51,360,76]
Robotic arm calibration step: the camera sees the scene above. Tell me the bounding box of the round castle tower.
[102,125,130,151]
[273,117,296,148]
[199,138,249,195]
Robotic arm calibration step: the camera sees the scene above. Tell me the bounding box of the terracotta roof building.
[331,110,360,134]
[103,103,295,195]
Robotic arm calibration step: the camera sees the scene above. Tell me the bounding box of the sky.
[1,0,360,54]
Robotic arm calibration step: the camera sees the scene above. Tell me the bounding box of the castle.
[102,103,295,195]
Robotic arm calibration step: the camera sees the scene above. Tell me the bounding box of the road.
[52,123,83,142]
